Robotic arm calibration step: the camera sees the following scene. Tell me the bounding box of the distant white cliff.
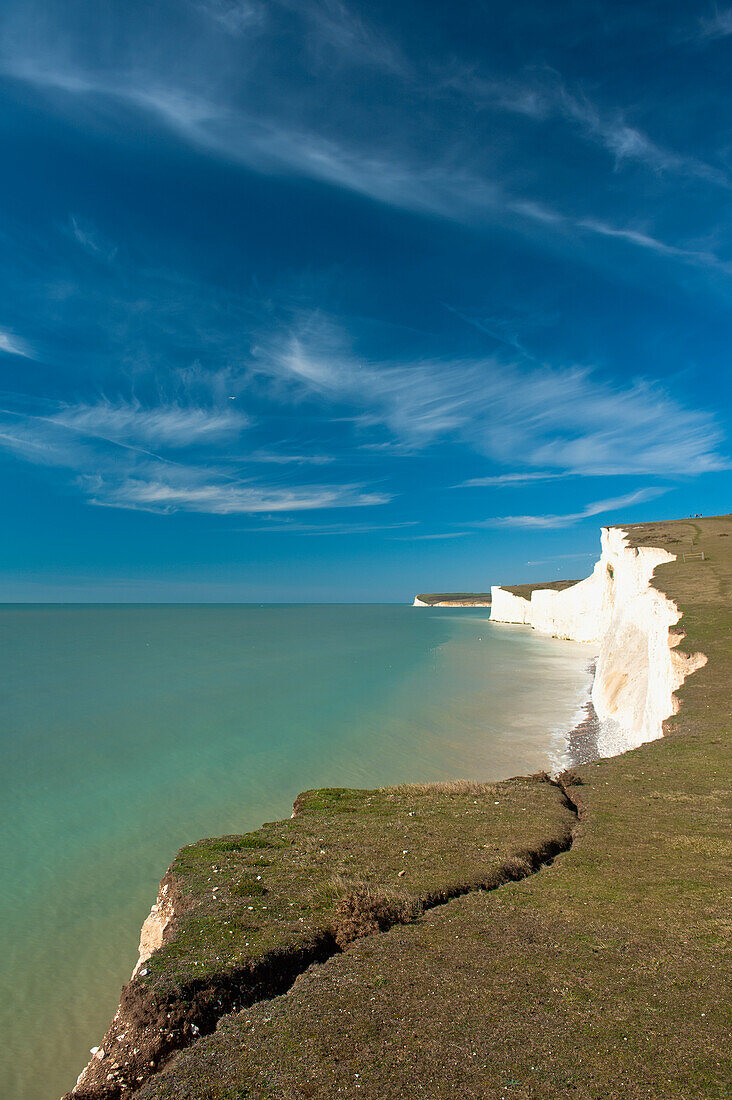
[412,597,492,607]
[491,526,706,757]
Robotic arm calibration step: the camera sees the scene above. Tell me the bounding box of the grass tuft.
[333,886,420,947]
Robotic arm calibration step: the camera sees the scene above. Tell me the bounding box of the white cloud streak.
[69,215,118,262]
[552,84,730,188]
[463,70,730,190]
[252,314,728,477]
[506,199,728,273]
[249,449,335,464]
[196,0,267,36]
[577,217,727,270]
[50,399,249,448]
[196,0,407,73]
[87,475,388,514]
[393,531,469,540]
[0,297,724,521]
[0,397,390,514]
[0,329,33,357]
[276,0,408,74]
[457,471,569,488]
[6,58,500,223]
[698,8,732,39]
[479,487,668,529]
[2,41,724,273]
[247,519,415,534]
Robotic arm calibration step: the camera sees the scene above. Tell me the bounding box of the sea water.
[0,604,593,1100]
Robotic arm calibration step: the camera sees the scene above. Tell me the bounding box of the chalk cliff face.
[491,527,706,757]
[70,878,178,1095]
[131,879,175,977]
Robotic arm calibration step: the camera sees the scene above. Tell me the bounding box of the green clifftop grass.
[131,516,731,1099]
[500,578,583,599]
[70,779,576,1099]
[138,780,572,996]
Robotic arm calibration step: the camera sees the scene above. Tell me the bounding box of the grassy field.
[500,578,583,599]
[78,517,732,1100]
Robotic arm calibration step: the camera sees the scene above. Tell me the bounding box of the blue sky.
[0,0,729,600]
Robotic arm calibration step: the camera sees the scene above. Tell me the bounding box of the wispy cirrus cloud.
[248,449,335,465]
[549,82,730,189]
[457,471,569,488]
[88,472,387,514]
[477,487,668,529]
[506,199,729,274]
[195,0,267,36]
[2,17,727,276]
[391,531,469,540]
[68,215,118,262]
[698,7,732,39]
[4,56,500,223]
[0,329,34,358]
[276,0,408,74]
[526,552,599,565]
[247,519,415,534]
[461,69,730,189]
[2,267,724,525]
[50,399,249,448]
[0,396,389,514]
[252,313,728,477]
[196,0,407,73]
[576,217,727,270]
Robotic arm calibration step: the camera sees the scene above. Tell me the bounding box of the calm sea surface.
[1,604,593,1100]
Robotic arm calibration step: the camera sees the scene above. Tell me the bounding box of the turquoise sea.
[1,604,593,1100]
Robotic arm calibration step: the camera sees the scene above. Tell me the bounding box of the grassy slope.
[138,780,572,995]
[72,780,574,1098]
[501,578,583,598]
[140,517,731,1100]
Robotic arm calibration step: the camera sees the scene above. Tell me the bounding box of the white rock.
[491,526,706,756]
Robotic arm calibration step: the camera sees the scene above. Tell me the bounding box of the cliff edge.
[65,516,731,1100]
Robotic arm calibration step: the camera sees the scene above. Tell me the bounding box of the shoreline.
[565,660,602,766]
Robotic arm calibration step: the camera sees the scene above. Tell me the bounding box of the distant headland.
[412,592,492,606]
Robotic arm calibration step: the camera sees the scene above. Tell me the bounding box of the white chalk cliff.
[491,526,706,758]
[131,879,175,977]
[71,879,178,1093]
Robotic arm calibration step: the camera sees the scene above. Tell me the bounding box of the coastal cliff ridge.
[412,592,492,606]
[66,515,731,1100]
